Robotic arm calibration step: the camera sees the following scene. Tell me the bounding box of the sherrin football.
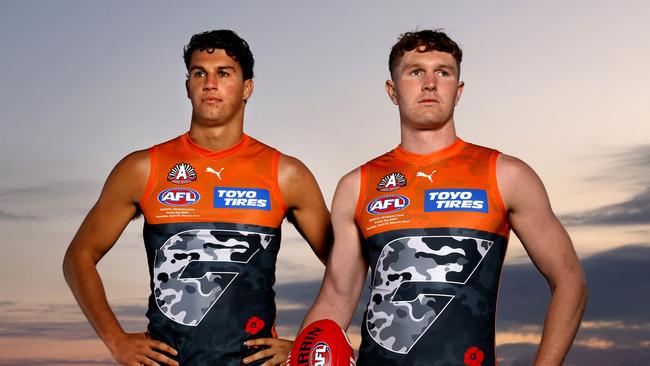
[287,319,356,366]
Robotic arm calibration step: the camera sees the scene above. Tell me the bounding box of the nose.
[203,73,218,90]
[422,74,436,91]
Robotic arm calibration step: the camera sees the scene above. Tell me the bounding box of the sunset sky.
[1,1,648,365]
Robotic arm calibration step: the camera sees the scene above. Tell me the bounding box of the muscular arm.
[498,154,588,366]
[278,154,333,264]
[301,169,368,330]
[242,155,334,365]
[62,151,178,366]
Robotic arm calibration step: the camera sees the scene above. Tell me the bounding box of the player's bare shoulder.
[101,149,151,205]
[335,167,361,197]
[277,153,323,209]
[331,167,361,217]
[277,153,309,185]
[496,153,549,213]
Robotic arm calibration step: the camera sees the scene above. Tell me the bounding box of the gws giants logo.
[153,228,275,326]
[377,172,407,192]
[310,342,332,366]
[167,162,197,184]
[367,194,410,214]
[157,188,200,206]
[367,235,494,354]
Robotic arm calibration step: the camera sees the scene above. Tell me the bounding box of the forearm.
[534,280,588,365]
[302,296,353,331]
[301,275,364,331]
[63,251,125,350]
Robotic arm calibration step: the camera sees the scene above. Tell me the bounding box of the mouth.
[202,96,222,104]
[418,98,439,104]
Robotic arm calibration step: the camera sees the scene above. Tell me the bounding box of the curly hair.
[183,30,255,80]
[388,30,463,77]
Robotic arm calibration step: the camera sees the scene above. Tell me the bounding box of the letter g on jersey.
[153,229,274,326]
[367,235,493,354]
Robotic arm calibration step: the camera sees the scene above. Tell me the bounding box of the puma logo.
[416,170,437,183]
[206,167,224,180]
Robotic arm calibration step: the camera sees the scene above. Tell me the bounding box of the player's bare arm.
[497,154,588,366]
[278,154,333,263]
[63,151,179,366]
[301,168,369,330]
[241,155,333,366]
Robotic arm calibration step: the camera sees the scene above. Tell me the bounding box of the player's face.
[186,49,253,126]
[386,49,464,129]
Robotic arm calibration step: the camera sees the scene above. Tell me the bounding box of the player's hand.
[108,331,179,366]
[242,337,292,366]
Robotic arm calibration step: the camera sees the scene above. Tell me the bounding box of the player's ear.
[385,79,398,105]
[185,79,190,99]
[243,79,254,101]
[455,80,465,106]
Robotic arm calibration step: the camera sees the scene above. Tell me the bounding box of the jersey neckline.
[182,132,251,159]
[393,138,466,164]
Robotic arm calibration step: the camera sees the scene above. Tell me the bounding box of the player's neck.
[188,121,245,152]
[399,120,458,155]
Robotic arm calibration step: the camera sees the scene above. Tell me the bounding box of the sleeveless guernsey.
[140,133,286,365]
[355,138,510,366]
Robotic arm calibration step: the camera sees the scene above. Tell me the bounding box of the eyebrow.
[188,65,236,72]
[404,63,455,70]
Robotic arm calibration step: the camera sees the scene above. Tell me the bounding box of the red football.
[287,319,356,366]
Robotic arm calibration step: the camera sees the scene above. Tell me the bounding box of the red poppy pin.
[464,346,484,366]
[245,316,265,335]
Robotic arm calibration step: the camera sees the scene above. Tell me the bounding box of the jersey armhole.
[272,150,288,214]
[139,146,158,212]
[354,165,368,224]
[490,150,510,231]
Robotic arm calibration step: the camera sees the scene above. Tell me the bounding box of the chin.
[410,118,450,130]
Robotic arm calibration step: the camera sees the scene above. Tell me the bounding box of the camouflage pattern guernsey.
[140,133,287,365]
[355,138,510,366]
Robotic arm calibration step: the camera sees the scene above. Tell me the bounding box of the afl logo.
[367,194,410,214]
[310,342,331,366]
[157,188,200,206]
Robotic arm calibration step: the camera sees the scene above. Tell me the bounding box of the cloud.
[588,144,650,186]
[0,209,39,221]
[496,244,650,364]
[0,181,98,200]
[561,145,650,226]
[499,244,650,325]
[497,343,650,366]
[560,187,650,226]
[0,303,147,341]
[0,180,100,222]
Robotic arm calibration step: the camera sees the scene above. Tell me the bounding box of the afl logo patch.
[310,342,332,366]
[167,162,197,184]
[367,194,410,214]
[377,172,407,192]
[157,188,200,206]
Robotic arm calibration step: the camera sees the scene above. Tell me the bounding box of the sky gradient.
[1,1,648,365]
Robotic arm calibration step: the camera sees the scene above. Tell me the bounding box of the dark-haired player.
[301,30,587,365]
[64,30,331,366]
